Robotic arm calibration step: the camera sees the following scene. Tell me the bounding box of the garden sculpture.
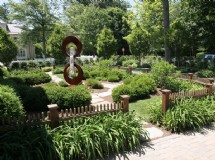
[62,36,83,85]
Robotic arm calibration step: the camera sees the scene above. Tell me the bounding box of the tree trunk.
[162,0,171,62]
[42,26,46,59]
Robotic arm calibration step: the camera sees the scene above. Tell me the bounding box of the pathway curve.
[46,71,63,83]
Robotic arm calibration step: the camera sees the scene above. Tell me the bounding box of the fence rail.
[169,88,209,103]
[0,95,130,131]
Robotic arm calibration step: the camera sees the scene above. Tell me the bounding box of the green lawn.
[129,96,161,121]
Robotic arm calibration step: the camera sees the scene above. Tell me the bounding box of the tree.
[162,0,171,62]
[106,7,130,55]
[0,27,17,66]
[0,3,9,22]
[64,0,128,10]
[131,0,164,55]
[96,27,117,59]
[47,24,66,64]
[65,5,109,54]
[8,0,58,58]
[124,26,150,64]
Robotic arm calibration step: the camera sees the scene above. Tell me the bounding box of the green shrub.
[89,69,100,78]
[122,59,138,67]
[52,112,149,160]
[112,84,131,102]
[83,70,90,79]
[196,69,215,78]
[20,61,28,69]
[86,79,104,89]
[28,60,37,68]
[112,74,156,102]
[58,81,68,87]
[0,67,8,77]
[108,74,120,82]
[52,67,64,74]
[151,61,175,88]
[15,85,49,111]
[44,85,91,109]
[44,60,51,67]
[10,61,20,69]
[0,85,24,118]
[42,67,53,72]
[165,78,204,92]
[9,69,52,85]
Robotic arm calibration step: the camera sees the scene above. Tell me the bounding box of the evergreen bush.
[0,85,24,118]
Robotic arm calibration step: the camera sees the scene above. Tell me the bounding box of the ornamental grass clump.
[51,112,149,160]
[0,127,57,160]
[164,97,215,132]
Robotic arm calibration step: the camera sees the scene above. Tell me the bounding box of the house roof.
[7,24,22,35]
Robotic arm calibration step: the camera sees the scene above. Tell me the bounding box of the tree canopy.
[0,27,17,65]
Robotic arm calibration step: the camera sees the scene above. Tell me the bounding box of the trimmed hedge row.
[9,69,51,85]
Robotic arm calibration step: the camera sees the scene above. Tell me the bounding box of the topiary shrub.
[28,60,37,68]
[15,85,49,111]
[44,85,92,109]
[0,85,24,118]
[86,79,104,89]
[196,69,215,78]
[20,61,28,69]
[10,61,20,70]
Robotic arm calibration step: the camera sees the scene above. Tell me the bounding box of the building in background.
[0,19,35,60]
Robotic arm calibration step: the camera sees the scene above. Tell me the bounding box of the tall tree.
[162,0,171,62]
[65,5,109,54]
[124,26,150,64]
[0,27,17,66]
[8,0,58,58]
[106,7,130,55]
[47,24,66,63]
[96,27,117,59]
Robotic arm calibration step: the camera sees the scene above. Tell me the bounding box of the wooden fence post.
[120,95,130,112]
[205,84,213,94]
[208,78,214,84]
[127,66,132,75]
[47,104,59,128]
[188,73,193,80]
[161,90,171,114]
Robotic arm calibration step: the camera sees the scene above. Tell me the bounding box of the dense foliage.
[144,95,215,133]
[86,79,104,89]
[0,27,17,66]
[9,69,52,85]
[0,85,24,118]
[52,112,149,160]
[151,61,176,88]
[112,74,156,102]
[0,112,149,160]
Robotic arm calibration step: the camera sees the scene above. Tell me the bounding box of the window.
[18,49,26,57]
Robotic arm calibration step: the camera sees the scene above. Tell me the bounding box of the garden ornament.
[62,36,83,85]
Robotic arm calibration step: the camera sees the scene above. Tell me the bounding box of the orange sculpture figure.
[62,36,83,85]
